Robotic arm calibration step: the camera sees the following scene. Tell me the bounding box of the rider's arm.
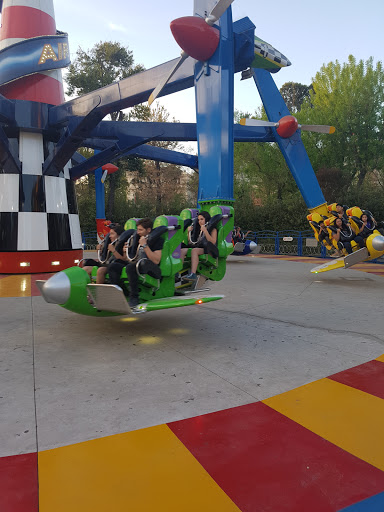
[201,226,217,244]
[143,246,162,265]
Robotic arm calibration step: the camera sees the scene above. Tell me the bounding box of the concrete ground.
[1,254,384,511]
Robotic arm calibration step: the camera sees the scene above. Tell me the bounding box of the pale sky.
[52,0,384,126]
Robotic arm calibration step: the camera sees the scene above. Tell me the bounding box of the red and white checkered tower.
[0,0,83,273]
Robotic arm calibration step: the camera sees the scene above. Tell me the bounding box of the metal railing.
[244,230,326,257]
[82,231,98,250]
[246,230,384,263]
[81,229,384,263]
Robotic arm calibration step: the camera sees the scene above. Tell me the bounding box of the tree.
[299,56,384,194]
[66,41,144,111]
[65,41,147,219]
[131,104,188,216]
[280,82,312,113]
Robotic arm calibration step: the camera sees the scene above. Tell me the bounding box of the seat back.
[191,205,234,282]
[346,206,364,234]
[98,232,112,263]
[180,208,199,245]
[209,205,234,259]
[114,229,136,256]
[153,215,183,277]
[124,218,139,230]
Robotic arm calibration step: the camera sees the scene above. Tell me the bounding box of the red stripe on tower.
[0,73,64,104]
[0,0,64,105]
[0,5,56,39]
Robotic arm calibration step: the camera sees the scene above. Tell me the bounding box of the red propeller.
[148,0,235,105]
[240,115,335,138]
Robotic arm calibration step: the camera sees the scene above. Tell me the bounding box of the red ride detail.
[276,115,299,138]
[170,16,220,61]
[102,163,119,174]
[0,6,56,40]
[0,250,83,274]
[0,73,64,104]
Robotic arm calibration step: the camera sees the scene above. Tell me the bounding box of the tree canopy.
[299,56,384,190]
[233,56,384,229]
[66,41,144,96]
[280,82,312,113]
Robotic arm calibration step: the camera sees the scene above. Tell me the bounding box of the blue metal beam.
[86,120,274,144]
[70,144,199,181]
[0,94,15,124]
[0,125,21,173]
[252,68,326,209]
[43,99,104,176]
[195,3,235,204]
[48,23,256,127]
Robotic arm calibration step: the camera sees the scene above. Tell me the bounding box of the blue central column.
[194,1,234,208]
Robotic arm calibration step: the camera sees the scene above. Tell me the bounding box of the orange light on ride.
[195,299,203,304]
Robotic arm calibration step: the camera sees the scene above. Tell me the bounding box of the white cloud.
[108,22,127,33]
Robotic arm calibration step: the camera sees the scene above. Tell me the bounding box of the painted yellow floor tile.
[0,275,31,297]
[39,424,240,512]
[263,378,384,471]
[376,354,384,363]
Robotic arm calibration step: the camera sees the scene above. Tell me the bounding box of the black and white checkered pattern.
[0,131,82,252]
[254,38,291,68]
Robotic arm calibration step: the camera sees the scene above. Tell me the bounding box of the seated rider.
[332,217,365,255]
[108,217,163,309]
[359,211,384,237]
[317,220,331,245]
[318,219,341,257]
[232,226,251,244]
[180,211,218,282]
[82,224,124,284]
[333,203,349,222]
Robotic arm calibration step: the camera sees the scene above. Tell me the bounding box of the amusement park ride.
[1,0,383,316]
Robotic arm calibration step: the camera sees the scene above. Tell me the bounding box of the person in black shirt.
[317,220,331,245]
[332,217,365,254]
[82,224,124,283]
[108,218,163,308]
[232,226,251,244]
[180,211,218,282]
[334,203,349,222]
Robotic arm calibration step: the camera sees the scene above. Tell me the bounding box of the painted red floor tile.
[31,273,54,296]
[0,452,38,512]
[168,402,384,512]
[328,360,384,400]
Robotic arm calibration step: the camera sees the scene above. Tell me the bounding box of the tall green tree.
[280,82,312,113]
[65,41,147,219]
[66,41,144,117]
[133,104,188,216]
[299,56,384,192]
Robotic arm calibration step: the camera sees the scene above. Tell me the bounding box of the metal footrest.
[87,284,131,315]
[234,242,245,252]
[344,247,369,268]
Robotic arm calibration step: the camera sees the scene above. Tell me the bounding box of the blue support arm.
[0,94,15,124]
[0,125,21,173]
[70,144,198,181]
[48,23,256,127]
[43,98,104,176]
[252,68,326,210]
[195,4,235,204]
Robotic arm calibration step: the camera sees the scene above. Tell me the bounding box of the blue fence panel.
[82,231,98,250]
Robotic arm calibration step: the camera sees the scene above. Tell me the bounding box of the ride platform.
[1,254,384,511]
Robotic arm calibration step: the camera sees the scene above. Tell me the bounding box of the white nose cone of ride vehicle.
[37,272,71,304]
[372,235,384,252]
